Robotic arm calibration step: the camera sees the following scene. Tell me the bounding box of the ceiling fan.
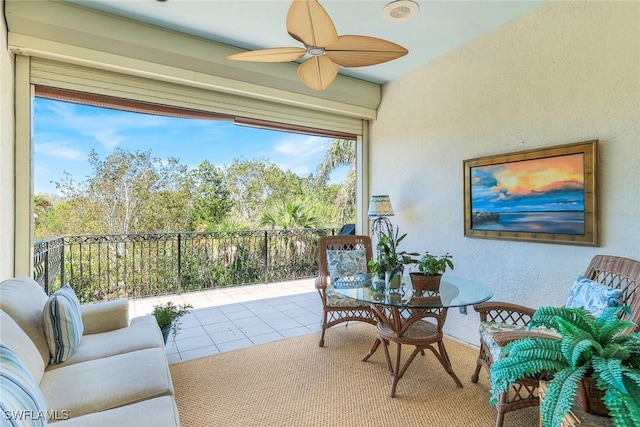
[227,0,409,91]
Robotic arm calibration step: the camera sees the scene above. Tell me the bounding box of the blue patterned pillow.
[0,342,47,426]
[566,276,622,318]
[326,250,368,287]
[43,284,84,364]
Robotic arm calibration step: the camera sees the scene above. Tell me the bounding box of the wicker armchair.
[472,255,640,427]
[315,235,377,347]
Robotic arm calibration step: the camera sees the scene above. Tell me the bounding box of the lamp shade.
[367,195,394,217]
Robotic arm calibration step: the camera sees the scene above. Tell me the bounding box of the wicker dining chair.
[315,235,377,347]
[472,255,640,427]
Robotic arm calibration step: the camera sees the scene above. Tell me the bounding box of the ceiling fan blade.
[227,47,306,63]
[297,56,339,91]
[287,0,338,48]
[325,35,408,67]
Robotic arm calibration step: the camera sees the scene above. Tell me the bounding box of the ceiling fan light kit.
[227,0,408,91]
[381,0,420,23]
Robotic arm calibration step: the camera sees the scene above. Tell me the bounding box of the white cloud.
[34,142,84,160]
[36,99,169,151]
[274,135,328,156]
[272,135,330,176]
[93,129,125,151]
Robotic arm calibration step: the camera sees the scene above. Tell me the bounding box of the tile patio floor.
[128,278,321,364]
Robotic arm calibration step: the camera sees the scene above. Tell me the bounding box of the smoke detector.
[381,0,420,23]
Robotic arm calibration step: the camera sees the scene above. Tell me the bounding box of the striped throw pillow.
[42,284,84,364]
[0,342,47,426]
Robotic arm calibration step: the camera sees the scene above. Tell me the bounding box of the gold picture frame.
[463,140,598,246]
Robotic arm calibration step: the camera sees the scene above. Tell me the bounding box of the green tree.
[54,148,193,234]
[316,138,356,224]
[189,160,232,231]
[223,158,306,226]
[33,194,60,240]
[145,156,194,232]
[259,200,320,229]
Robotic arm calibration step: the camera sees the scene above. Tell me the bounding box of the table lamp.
[368,194,395,248]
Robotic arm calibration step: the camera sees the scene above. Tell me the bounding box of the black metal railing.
[33,228,339,302]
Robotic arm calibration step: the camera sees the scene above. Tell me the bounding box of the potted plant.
[151,301,193,344]
[408,252,454,292]
[489,305,640,427]
[368,227,417,290]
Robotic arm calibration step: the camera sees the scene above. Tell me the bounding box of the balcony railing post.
[177,233,182,295]
[44,241,50,294]
[264,230,268,283]
[60,239,65,286]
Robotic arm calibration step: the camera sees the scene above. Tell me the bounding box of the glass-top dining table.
[334,275,493,397]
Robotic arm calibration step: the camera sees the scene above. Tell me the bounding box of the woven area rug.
[170,323,538,426]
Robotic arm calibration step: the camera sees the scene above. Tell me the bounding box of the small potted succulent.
[151,301,193,344]
[408,252,454,292]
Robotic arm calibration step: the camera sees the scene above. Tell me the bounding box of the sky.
[33,98,348,195]
[471,154,585,212]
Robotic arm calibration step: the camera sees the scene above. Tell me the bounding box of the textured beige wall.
[371,1,640,344]
[1,0,16,280]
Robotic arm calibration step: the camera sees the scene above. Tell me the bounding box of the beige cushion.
[80,299,130,335]
[50,396,180,427]
[0,277,51,366]
[41,348,174,418]
[0,310,46,384]
[48,316,164,369]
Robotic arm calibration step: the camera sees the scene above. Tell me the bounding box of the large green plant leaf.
[602,376,640,427]
[490,338,566,405]
[531,306,596,336]
[541,366,586,427]
[568,338,600,368]
[593,356,627,393]
[491,305,640,426]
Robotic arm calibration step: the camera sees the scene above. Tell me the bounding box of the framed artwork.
[463,140,598,246]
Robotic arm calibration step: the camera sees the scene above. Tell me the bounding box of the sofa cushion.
[51,396,180,427]
[0,342,48,427]
[566,276,622,318]
[326,288,372,308]
[0,277,51,366]
[80,299,129,335]
[40,347,174,418]
[48,315,164,369]
[0,310,46,384]
[43,285,85,364]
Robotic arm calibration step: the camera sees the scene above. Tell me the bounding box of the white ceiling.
[65,0,544,85]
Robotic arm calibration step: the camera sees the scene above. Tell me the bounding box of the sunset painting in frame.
[463,140,598,246]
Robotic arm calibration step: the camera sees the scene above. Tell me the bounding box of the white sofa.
[0,277,180,426]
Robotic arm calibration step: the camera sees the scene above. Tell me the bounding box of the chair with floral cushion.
[315,234,377,347]
[472,255,640,427]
